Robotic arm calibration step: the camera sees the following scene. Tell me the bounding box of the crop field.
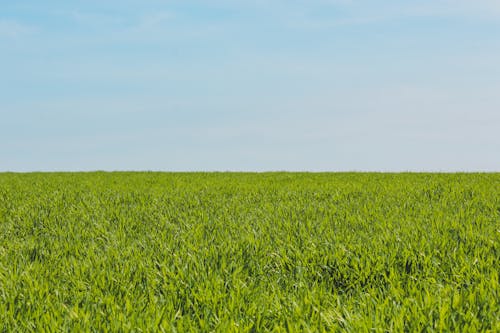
[0,172,498,331]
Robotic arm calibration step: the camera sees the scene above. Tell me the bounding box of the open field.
[0,172,498,331]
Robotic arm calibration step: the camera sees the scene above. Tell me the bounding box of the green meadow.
[0,172,498,332]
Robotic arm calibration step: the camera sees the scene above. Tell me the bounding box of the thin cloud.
[136,11,174,30]
[280,0,500,30]
[69,10,128,27]
[0,19,37,38]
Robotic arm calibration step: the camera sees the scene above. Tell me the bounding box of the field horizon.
[2,170,499,174]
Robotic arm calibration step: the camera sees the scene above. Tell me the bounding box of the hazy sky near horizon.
[1,0,499,171]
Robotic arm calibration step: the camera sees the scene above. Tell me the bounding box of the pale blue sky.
[1,0,499,171]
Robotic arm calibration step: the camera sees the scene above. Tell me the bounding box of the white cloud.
[0,19,37,38]
[136,11,174,30]
[70,10,127,27]
[399,0,500,19]
[278,0,500,30]
[451,0,500,12]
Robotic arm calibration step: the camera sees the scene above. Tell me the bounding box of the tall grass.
[0,172,498,331]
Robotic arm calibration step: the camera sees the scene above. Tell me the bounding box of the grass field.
[0,172,498,331]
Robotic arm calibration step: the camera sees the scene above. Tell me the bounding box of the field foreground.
[0,172,498,331]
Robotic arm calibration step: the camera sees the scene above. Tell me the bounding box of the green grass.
[0,172,498,332]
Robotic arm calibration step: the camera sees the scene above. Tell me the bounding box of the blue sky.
[1,0,499,171]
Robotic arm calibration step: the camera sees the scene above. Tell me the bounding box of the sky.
[1,0,499,172]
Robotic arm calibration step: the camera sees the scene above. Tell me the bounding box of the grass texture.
[0,172,499,332]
